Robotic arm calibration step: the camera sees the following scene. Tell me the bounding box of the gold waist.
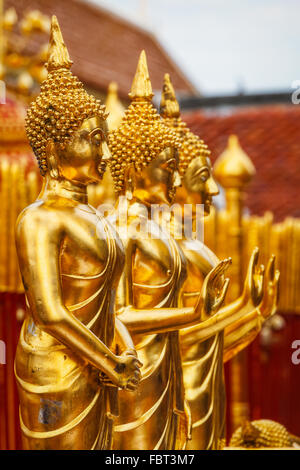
[19,388,101,440]
[115,375,171,433]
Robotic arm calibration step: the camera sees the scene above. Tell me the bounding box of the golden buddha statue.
[108,51,233,450]
[14,16,142,451]
[160,73,280,450]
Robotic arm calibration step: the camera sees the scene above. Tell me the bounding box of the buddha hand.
[258,255,280,320]
[197,258,231,320]
[241,247,264,308]
[99,350,142,391]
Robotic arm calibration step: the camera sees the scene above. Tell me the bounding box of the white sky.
[87,0,299,95]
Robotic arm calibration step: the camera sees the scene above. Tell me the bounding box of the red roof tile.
[5,0,197,98]
[183,105,300,221]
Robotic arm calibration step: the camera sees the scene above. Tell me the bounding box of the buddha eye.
[162,159,176,173]
[92,134,101,146]
[88,128,105,146]
[199,170,209,182]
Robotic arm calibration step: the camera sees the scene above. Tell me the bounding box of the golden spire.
[26,14,106,175]
[214,135,256,188]
[46,15,73,72]
[160,73,180,118]
[160,73,210,175]
[105,82,125,131]
[128,50,153,100]
[108,52,180,192]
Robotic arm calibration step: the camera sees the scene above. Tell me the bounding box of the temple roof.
[5,0,197,99]
[0,96,27,142]
[183,105,300,221]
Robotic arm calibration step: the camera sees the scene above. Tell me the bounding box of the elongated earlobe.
[46,141,60,179]
[124,164,136,200]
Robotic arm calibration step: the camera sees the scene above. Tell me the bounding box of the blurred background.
[0,0,299,450]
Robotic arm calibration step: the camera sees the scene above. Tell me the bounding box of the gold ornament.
[25,15,107,175]
[229,420,300,448]
[108,51,181,192]
[160,73,210,176]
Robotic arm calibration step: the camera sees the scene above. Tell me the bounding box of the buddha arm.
[178,279,273,347]
[118,304,203,335]
[115,317,136,354]
[223,308,261,363]
[116,237,202,334]
[120,298,258,338]
[217,296,262,362]
[223,262,279,362]
[16,210,122,385]
[118,241,234,336]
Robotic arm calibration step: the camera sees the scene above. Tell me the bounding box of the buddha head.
[108,51,182,206]
[160,74,218,215]
[25,16,110,185]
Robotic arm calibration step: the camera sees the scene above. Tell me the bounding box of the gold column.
[214,135,256,431]
[0,159,9,290]
[105,82,125,131]
[0,0,4,80]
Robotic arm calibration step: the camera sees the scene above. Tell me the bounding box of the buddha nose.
[208,176,219,196]
[173,170,182,188]
[101,141,111,161]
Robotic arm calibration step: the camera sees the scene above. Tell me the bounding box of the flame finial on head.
[160,73,211,175]
[25,15,107,176]
[129,50,153,100]
[46,15,73,72]
[160,73,180,118]
[108,51,181,192]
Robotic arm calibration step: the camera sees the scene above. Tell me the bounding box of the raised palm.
[242,247,265,308]
[259,254,280,320]
[198,258,231,319]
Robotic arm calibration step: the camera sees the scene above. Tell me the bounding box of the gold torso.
[15,201,124,450]
[59,205,124,339]
[112,208,189,450]
[179,239,226,450]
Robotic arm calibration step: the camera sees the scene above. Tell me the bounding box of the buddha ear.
[124,163,136,200]
[45,140,60,179]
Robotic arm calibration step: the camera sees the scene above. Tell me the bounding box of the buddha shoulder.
[179,238,219,276]
[16,201,64,240]
[16,201,101,243]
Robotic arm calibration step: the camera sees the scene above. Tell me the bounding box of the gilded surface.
[161,75,279,449]
[108,52,231,450]
[109,52,191,450]
[14,17,141,450]
[13,17,281,451]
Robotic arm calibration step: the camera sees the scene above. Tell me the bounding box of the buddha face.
[52,116,111,184]
[132,146,181,206]
[176,156,219,215]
